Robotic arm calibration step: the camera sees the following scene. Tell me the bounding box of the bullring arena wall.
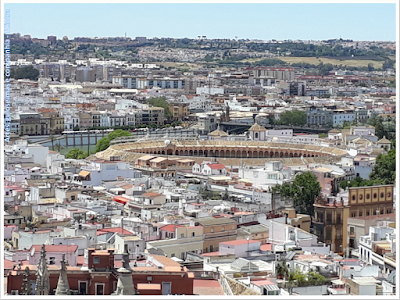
[93,140,348,166]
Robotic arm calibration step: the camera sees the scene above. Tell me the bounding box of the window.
[210,228,214,233]
[387,209,391,214]
[359,194,363,200]
[192,232,195,237]
[380,192,384,198]
[181,233,184,238]
[373,193,377,199]
[366,194,370,200]
[49,257,56,265]
[351,212,356,218]
[359,211,363,217]
[95,283,105,295]
[387,192,391,197]
[171,253,175,257]
[352,195,356,201]
[79,281,87,295]
[93,256,100,264]
[366,211,370,216]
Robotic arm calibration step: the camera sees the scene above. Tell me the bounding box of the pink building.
[28,244,78,266]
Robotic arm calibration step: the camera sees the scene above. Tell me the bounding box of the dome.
[249,123,266,132]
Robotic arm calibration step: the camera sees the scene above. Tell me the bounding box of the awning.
[79,170,90,177]
[113,196,129,204]
[375,243,391,249]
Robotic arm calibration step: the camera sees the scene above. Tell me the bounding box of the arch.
[275,152,279,157]
[184,150,188,156]
[270,151,274,157]
[220,150,225,157]
[290,153,293,157]
[204,150,208,157]
[175,150,179,155]
[167,149,173,155]
[311,154,315,157]
[280,152,284,158]
[209,150,214,157]
[284,152,289,158]
[215,150,219,157]
[161,150,165,155]
[226,150,230,157]
[194,150,198,156]
[189,150,193,156]
[241,151,246,158]
[294,153,298,157]
[199,150,203,156]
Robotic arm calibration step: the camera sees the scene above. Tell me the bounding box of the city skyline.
[3,2,398,41]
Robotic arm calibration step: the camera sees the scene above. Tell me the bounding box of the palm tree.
[49,135,55,151]
[276,260,289,280]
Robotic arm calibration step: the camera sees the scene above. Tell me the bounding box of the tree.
[291,172,321,216]
[10,65,40,80]
[49,135,55,151]
[276,260,289,279]
[147,97,172,121]
[369,147,396,185]
[95,129,132,152]
[65,148,88,159]
[278,111,307,126]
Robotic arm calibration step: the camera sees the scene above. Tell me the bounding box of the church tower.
[55,253,70,295]
[35,245,50,295]
[112,244,138,295]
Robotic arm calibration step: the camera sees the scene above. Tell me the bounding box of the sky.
[2,2,397,41]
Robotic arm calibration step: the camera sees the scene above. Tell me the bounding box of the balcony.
[313,219,325,224]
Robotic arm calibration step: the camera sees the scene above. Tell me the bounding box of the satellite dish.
[31,247,35,256]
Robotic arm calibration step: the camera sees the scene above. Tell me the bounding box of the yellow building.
[193,217,237,253]
[39,109,65,134]
[314,185,394,254]
[169,103,189,121]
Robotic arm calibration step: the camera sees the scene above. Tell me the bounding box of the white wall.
[358,284,376,295]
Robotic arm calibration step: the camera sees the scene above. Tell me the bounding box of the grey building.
[306,108,333,127]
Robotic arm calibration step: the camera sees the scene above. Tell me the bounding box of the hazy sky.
[3,2,397,41]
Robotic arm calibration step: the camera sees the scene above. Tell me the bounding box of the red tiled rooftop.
[251,279,275,287]
[207,163,226,170]
[77,256,87,266]
[159,224,183,232]
[260,244,272,251]
[151,255,181,267]
[193,280,224,295]
[3,259,14,270]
